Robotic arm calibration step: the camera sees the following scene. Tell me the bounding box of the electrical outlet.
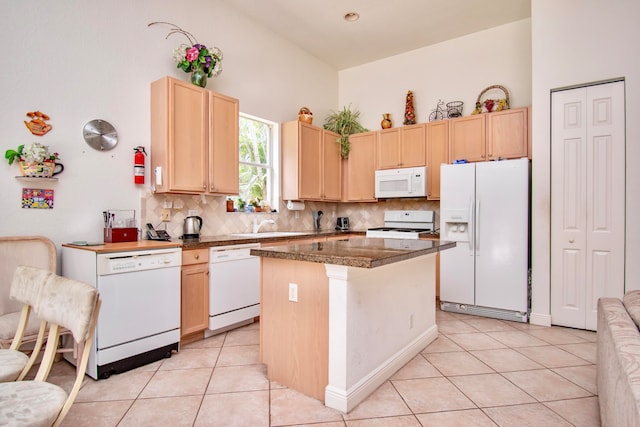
[288,283,298,302]
[161,208,171,222]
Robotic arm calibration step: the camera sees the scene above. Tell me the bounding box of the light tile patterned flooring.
[47,307,600,426]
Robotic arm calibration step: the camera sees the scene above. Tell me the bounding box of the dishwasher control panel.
[97,248,182,275]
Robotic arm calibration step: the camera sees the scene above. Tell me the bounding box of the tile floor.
[45,307,600,426]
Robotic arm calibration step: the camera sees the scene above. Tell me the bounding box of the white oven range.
[366,210,436,239]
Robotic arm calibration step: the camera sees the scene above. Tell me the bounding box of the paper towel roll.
[286,200,305,211]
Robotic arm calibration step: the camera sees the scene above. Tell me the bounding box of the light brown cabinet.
[376,124,426,169]
[282,121,342,201]
[486,107,529,160]
[342,131,377,202]
[449,106,529,163]
[151,76,239,195]
[180,249,209,341]
[426,120,449,200]
[449,114,486,162]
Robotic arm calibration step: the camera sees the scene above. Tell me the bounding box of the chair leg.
[16,319,48,381]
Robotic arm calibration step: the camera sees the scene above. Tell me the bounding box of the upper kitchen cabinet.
[150,77,239,195]
[342,131,377,202]
[376,124,426,169]
[486,107,529,160]
[282,121,342,201]
[449,106,529,163]
[426,120,449,200]
[449,114,486,162]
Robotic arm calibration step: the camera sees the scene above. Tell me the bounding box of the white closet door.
[551,81,625,330]
[584,82,625,330]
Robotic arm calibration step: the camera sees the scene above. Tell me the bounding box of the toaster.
[336,217,350,231]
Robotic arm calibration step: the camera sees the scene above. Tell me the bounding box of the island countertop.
[250,237,455,268]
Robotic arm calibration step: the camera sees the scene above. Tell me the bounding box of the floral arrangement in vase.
[5,142,63,177]
[148,21,223,88]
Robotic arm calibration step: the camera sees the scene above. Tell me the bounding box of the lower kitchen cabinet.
[181,249,209,341]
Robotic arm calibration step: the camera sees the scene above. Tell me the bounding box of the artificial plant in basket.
[323,105,368,159]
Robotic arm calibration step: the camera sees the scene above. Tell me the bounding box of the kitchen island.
[251,237,455,412]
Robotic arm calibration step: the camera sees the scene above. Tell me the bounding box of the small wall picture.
[22,188,54,209]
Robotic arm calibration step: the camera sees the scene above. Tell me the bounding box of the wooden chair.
[0,273,101,426]
[0,266,52,382]
[0,236,56,349]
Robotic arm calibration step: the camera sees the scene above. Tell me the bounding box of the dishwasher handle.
[210,246,258,262]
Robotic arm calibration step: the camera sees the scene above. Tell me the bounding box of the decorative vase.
[191,67,207,88]
[18,161,63,178]
[381,113,392,129]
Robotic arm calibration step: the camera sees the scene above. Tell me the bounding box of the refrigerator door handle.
[475,198,480,251]
[468,199,474,252]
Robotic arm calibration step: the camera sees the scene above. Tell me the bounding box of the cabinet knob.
[194,254,200,260]
[569,238,575,243]
[488,153,493,158]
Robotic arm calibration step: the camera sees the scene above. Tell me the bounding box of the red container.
[104,228,138,243]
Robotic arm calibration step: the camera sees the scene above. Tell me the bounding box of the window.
[236,113,278,211]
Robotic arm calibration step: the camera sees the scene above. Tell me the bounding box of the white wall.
[339,19,532,130]
[530,0,640,325]
[0,0,338,257]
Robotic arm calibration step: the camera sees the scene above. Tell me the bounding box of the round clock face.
[83,119,118,151]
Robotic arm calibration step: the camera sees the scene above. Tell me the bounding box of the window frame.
[238,112,279,211]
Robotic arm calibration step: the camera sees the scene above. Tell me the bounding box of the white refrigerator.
[439,158,529,322]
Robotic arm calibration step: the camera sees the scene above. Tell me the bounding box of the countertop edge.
[251,240,455,268]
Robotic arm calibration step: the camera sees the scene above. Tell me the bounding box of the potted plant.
[250,198,262,212]
[5,142,63,177]
[323,104,368,158]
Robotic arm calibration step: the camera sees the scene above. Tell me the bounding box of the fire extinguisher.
[133,146,147,184]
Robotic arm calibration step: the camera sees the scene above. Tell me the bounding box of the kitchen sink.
[231,231,308,238]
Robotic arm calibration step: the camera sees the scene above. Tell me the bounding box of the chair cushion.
[0,380,67,426]
[623,290,640,329]
[0,312,43,347]
[0,350,29,382]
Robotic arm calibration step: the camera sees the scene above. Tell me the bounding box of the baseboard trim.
[325,324,438,413]
[529,312,551,327]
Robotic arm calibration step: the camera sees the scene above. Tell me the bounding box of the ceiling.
[221,0,531,70]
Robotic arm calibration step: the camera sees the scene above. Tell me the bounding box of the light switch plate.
[288,283,298,302]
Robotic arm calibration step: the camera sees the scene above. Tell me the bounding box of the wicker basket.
[475,85,510,113]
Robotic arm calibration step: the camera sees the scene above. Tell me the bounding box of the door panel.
[439,163,475,305]
[475,159,529,312]
[551,80,625,330]
[552,90,587,329]
[584,82,625,330]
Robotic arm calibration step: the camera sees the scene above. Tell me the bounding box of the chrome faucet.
[253,218,275,234]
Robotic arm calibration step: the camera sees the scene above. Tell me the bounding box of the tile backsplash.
[142,193,440,238]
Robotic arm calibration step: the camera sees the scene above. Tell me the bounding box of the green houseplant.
[323,104,368,158]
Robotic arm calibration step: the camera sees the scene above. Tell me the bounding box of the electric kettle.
[183,216,203,239]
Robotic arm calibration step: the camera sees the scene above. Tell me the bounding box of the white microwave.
[375,166,427,198]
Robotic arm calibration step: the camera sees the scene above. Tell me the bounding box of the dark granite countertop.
[250,237,455,268]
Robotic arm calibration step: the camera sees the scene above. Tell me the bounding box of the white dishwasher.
[62,246,181,379]
[208,243,261,333]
